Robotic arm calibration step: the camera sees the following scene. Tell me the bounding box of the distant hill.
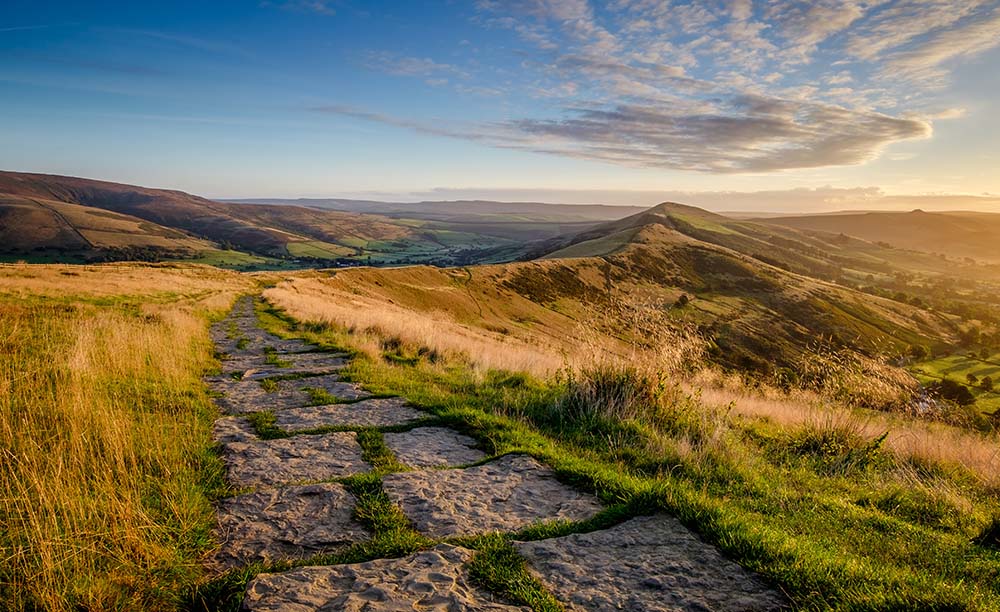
[0,191,214,261]
[229,197,645,223]
[227,198,644,243]
[756,210,1000,262]
[0,172,641,266]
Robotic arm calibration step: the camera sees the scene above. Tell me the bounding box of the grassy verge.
[257,300,1000,611]
[0,265,251,611]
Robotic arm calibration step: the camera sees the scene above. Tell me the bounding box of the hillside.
[757,209,1000,262]
[0,172,643,266]
[228,198,645,245]
[231,197,644,223]
[0,192,215,261]
[0,172,453,263]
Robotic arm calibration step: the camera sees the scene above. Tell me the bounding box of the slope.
[0,193,214,260]
[0,172,514,264]
[757,210,1000,262]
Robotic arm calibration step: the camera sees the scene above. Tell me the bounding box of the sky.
[1,0,999,212]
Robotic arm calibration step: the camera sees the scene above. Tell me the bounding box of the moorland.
[2,172,1000,610]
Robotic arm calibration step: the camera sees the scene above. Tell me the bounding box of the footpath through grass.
[256,301,1000,611]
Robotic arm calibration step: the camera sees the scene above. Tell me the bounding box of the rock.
[210,297,314,356]
[515,515,787,611]
[381,454,603,537]
[236,352,350,380]
[383,427,487,468]
[213,416,258,445]
[212,483,368,568]
[274,397,428,431]
[221,432,370,488]
[242,544,526,611]
[209,374,370,415]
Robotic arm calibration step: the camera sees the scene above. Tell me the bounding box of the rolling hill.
[0,172,514,265]
[267,201,964,380]
[228,198,647,247]
[756,209,1000,262]
[0,192,215,260]
[0,172,645,266]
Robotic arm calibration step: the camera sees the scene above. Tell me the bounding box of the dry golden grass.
[0,264,253,611]
[695,377,1000,491]
[264,272,576,375]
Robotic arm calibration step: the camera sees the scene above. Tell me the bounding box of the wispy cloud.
[363,51,469,80]
[0,24,60,33]
[109,28,251,58]
[344,0,998,174]
[879,7,1000,85]
[261,0,337,16]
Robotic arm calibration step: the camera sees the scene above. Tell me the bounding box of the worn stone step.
[221,432,370,488]
[220,352,350,380]
[212,483,369,569]
[516,515,787,611]
[383,427,487,468]
[213,416,258,445]
[242,544,527,611]
[209,374,370,415]
[381,454,603,538]
[274,397,428,432]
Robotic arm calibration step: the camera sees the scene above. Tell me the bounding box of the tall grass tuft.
[0,265,248,611]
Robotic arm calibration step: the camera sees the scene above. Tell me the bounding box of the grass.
[356,428,409,473]
[261,346,291,368]
[303,385,340,405]
[466,535,564,612]
[911,352,1000,415]
[0,263,253,611]
[257,298,1000,611]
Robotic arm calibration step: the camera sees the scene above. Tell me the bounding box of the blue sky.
[1,0,999,210]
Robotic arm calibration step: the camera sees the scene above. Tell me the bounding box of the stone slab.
[516,515,787,612]
[242,544,526,611]
[213,483,368,568]
[210,374,370,415]
[222,432,370,488]
[381,454,603,538]
[274,397,428,432]
[383,427,487,468]
[213,416,258,445]
[236,352,350,380]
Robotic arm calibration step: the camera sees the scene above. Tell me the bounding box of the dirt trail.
[206,296,786,610]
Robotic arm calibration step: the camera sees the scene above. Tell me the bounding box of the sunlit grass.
[0,264,252,611]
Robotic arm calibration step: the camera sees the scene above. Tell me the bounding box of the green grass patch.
[355,428,409,473]
[466,534,564,611]
[303,385,340,405]
[262,346,291,368]
[245,411,287,439]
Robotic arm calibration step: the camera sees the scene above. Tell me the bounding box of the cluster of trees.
[966,373,995,392]
[928,379,977,407]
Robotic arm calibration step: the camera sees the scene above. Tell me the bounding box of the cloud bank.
[331,0,1000,174]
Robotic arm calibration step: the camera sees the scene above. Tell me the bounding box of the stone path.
[213,483,367,568]
[243,545,526,612]
[384,426,486,468]
[516,515,786,611]
[381,454,603,538]
[206,296,787,610]
[274,397,427,431]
